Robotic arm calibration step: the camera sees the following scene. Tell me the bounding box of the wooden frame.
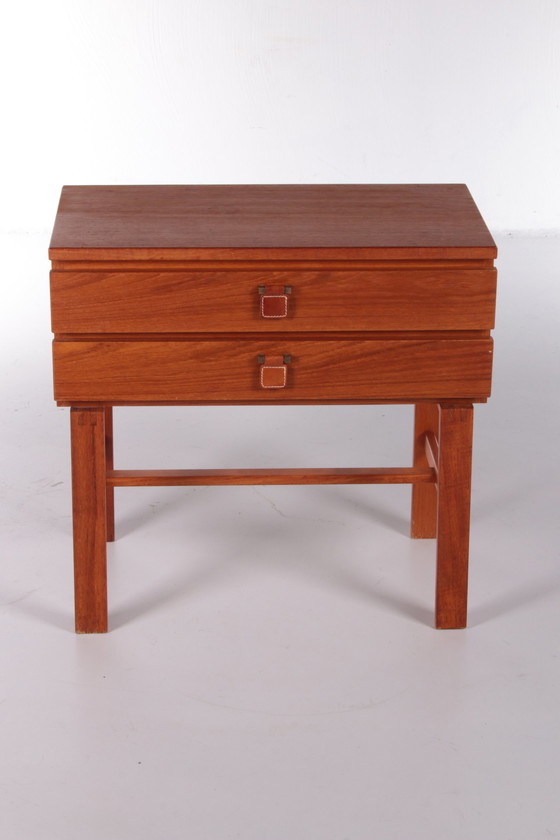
[70,401,473,633]
[53,185,495,635]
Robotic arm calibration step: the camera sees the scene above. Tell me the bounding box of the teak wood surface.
[49,184,497,633]
[53,338,493,403]
[49,184,497,261]
[70,408,108,633]
[50,267,497,333]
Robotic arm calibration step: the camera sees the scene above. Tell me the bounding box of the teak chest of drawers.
[49,184,497,633]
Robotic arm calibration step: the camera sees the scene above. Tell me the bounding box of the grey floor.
[1,233,559,839]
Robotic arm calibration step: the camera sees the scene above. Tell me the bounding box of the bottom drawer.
[53,338,493,403]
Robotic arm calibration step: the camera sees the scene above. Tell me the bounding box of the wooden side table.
[49,184,497,633]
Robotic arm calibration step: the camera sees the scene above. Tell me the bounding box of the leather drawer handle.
[258,354,290,389]
[258,285,292,319]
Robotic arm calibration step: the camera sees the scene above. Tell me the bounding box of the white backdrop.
[2,0,559,233]
[2,5,560,838]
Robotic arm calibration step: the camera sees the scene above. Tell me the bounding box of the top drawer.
[50,267,497,333]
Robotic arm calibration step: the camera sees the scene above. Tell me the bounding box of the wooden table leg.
[411,403,439,538]
[70,407,108,633]
[104,406,115,542]
[435,404,474,629]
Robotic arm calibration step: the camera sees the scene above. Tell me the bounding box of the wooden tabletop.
[49,184,496,261]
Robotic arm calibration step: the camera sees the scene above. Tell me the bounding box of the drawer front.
[53,338,493,403]
[50,268,497,333]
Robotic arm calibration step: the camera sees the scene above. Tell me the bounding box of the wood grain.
[49,184,497,261]
[53,338,493,403]
[104,406,115,542]
[410,404,440,538]
[70,407,108,633]
[435,404,474,629]
[49,184,496,632]
[424,431,439,473]
[50,268,497,333]
[107,467,435,486]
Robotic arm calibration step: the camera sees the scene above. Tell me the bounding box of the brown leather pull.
[259,354,288,389]
[259,285,289,319]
